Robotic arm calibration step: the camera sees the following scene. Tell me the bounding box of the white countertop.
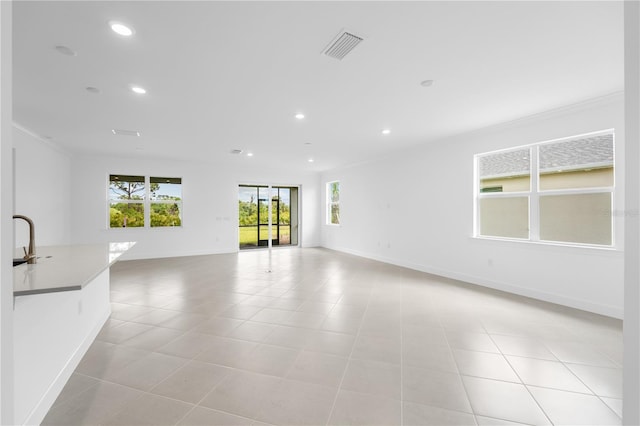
[13,242,136,296]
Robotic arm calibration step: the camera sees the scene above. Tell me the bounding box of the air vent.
[230,149,243,155]
[323,30,364,60]
[111,129,140,137]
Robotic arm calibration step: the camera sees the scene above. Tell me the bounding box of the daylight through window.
[109,175,182,228]
[327,181,340,225]
[475,130,614,246]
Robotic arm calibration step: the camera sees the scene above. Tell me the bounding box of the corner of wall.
[0,1,15,423]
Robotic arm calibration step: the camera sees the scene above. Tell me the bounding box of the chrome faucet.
[13,215,36,264]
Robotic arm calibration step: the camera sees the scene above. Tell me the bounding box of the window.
[238,185,299,249]
[150,177,182,227]
[475,130,614,246]
[327,181,340,225]
[109,175,145,228]
[109,175,182,228]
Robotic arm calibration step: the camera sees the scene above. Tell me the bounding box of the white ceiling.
[12,1,624,173]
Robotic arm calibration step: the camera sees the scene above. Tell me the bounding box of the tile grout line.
[47,249,623,426]
[189,271,332,424]
[557,360,623,421]
[95,307,255,423]
[439,308,479,425]
[495,330,621,420]
[485,330,554,425]
[324,271,373,426]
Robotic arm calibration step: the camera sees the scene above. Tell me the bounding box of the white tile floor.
[42,248,623,425]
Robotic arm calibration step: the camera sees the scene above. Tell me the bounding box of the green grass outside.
[239,225,290,246]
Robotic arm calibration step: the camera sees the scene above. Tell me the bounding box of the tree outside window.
[109,175,182,228]
[327,181,340,225]
[150,177,182,227]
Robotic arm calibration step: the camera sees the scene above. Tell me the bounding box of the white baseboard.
[121,243,321,261]
[326,246,623,320]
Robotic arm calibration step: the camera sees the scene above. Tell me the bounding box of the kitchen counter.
[13,241,135,296]
[13,241,135,425]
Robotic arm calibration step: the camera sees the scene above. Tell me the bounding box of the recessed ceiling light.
[420,80,434,87]
[295,113,305,120]
[109,21,134,36]
[308,158,314,163]
[130,86,147,95]
[54,45,77,56]
[382,129,391,135]
[247,152,254,157]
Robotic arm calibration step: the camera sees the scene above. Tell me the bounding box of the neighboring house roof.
[479,132,613,179]
[479,148,530,179]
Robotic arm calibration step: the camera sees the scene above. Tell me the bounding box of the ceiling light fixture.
[130,86,147,95]
[109,21,134,36]
[247,152,254,157]
[308,158,314,163]
[382,129,391,135]
[295,113,305,120]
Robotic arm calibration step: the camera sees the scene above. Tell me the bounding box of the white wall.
[12,125,72,248]
[321,94,625,319]
[71,154,320,260]
[0,1,14,423]
[623,1,640,422]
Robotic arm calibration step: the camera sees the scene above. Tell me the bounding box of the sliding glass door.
[239,185,298,249]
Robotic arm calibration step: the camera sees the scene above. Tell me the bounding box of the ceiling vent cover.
[323,30,364,60]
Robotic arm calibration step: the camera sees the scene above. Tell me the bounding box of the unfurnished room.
[1,1,640,425]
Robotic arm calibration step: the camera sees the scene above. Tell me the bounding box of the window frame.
[474,129,615,248]
[149,176,183,228]
[326,180,340,226]
[108,174,183,229]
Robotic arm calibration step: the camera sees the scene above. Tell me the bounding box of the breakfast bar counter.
[13,242,136,296]
[12,242,135,426]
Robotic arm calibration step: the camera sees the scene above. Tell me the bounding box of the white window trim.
[474,129,615,248]
[108,174,183,229]
[326,180,340,226]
